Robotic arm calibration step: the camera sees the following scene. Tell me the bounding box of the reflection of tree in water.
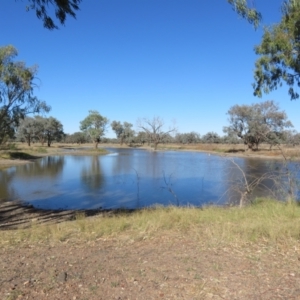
[16,156,65,179]
[0,169,17,200]
[81,156,104,190]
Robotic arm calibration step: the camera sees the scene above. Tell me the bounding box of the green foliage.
[16,116,64,147]
[175,132,201,144]
[0,45,50,145]
[24,0,81,30]
[224,100,293,150]
[201,132,221,144]
[253,0,300,99]
[65,131,89,144]
[80,111,109,148]
[22,0,260,31]
[111,121,135,145]
[227,0,262,29]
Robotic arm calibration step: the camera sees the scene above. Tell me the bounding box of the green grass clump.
[34,147,48,153]
[1,198,300,247]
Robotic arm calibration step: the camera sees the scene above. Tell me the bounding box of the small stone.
[57,272,67,282]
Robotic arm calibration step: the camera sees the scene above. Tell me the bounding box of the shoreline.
[0,143,298,170]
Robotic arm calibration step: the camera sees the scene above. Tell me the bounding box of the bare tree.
[226,158,276,207]
[137,117,176,150]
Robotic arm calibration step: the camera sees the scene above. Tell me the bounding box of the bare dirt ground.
[1,144,300,299]
[1,227,300,300]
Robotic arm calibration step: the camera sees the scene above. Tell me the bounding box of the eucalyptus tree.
[135,131,148,145]
[175,132,201,144]
[16,117,36,146]
[0,45,50,146]
[253,0,300,100]
[201,132,221,144]
[80,110,109,148]
[223,100,293,150]
[33,116,47,145]
[111,121,135,145]
[44,117,64,146]
[137,117,176,150]
[20,0,260,30]
[22,0,81,30]
[66,131,88,144]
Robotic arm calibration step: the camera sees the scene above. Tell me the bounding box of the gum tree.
[16,117,36,146]
[23,0,81,30]
[111,121,135,145]
[0,45,50,145]
[21,0,261,30]
[80,110,109,149]
[253,0,300,99]
[223,100,293,150]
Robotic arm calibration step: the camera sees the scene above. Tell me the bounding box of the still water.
[0,148,290,210]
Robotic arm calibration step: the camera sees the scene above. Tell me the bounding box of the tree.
[201,132,221,144]
[111,121,135,145]
[227,0,261,28]
[65,131,88,144]
[80,110,109,149]
[137,117,176,150]
[0,45,50,145]
[175,132,201,144]
[44,117,64,147]
[223,100,293,150]
[21,0,261,30]
[23,0,81,30]
[253,0,300,99]
[17,116,64,147]
[16,117,36,146]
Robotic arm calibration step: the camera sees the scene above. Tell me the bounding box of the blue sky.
[1,0,299,138]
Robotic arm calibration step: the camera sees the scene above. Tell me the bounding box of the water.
[0,148,297,210]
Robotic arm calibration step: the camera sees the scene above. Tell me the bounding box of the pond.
[0,148,296,210]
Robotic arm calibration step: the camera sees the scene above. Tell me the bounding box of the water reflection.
[0,148,298,210]
[81,156,104,190]
[0,168,17,200]
[16,156,65,179]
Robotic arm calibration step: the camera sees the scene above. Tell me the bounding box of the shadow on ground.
[0,200,135,230]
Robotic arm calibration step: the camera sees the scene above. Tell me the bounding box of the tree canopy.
[22,0,261,30]
[0,45,50,145]
[80,110,109,148]
[253,0,300,99]
[24,0,81,30]
[16,116,64,146]
[223,100,293,150]
[111,121,135,145]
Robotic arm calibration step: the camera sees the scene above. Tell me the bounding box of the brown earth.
[1,225,300,299]
[1,144,300,299]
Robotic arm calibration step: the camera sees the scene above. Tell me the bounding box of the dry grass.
[157,143,300,158]
[1,199,300,248]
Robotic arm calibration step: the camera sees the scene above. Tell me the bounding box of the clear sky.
[1,0,299,138]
